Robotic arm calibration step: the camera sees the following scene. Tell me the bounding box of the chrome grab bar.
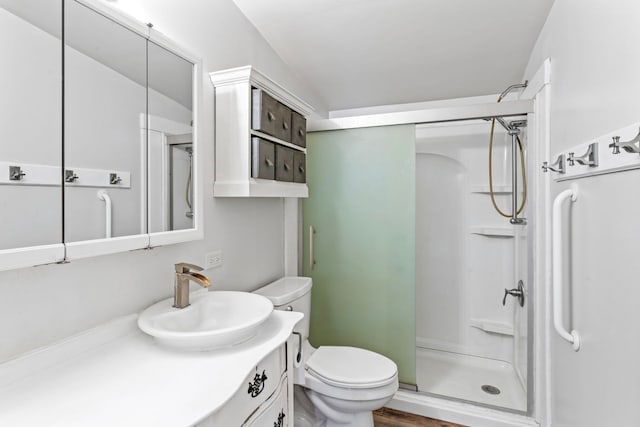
[309,225,316,271]
[552,184,581,351]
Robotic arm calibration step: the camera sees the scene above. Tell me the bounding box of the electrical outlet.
[205,250,223,269]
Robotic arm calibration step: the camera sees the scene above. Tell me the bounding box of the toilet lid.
[306,346,398,389]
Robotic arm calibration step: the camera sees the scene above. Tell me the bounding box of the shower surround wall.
[415,120,527,410]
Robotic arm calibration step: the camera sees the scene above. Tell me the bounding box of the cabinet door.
[0,1,63,254]
[210,346,286,425]
[64,0,147,243]
[244,375,288,427]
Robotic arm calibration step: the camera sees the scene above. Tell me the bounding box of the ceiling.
[232,0,554,112]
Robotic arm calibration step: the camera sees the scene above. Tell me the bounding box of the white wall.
[524,1,640,425]
[0,0,326,363]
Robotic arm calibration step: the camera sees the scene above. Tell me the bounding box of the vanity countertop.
[0,307,303,426]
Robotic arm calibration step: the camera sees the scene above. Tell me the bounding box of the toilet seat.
[306,346,398,389]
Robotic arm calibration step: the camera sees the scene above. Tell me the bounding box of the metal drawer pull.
[298,128,305,137]
[309,225,316,271]
[267,111,276,121]
[298,165,305,173]
[264,158,274,167]
[283,162,291,171]
[247,369,268,397]
[282,121,289,130]
[274,410,285,427]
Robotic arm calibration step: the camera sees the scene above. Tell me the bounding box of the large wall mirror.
[0,0,201,270]
[0,1,63,254]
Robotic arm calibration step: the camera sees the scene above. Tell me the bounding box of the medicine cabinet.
[0,0,202,271]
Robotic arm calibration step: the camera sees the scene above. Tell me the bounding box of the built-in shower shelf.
[470,185,512,194]
[469,226,519,237]
[470,319,514,336]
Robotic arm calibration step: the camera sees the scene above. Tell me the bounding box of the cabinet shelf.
[470,318,514,336]
[470,226,517,237]
[250,130,306,153]
[470,185,512,194]
[213,179,308,198]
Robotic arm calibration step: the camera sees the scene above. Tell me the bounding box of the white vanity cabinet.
[0,312,303,427]
[209,66,313,198]
[197,341,294,427]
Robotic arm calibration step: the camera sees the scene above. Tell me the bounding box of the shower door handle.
[503,281,525,307]
[552,185,581,351]
[309,225,316,271]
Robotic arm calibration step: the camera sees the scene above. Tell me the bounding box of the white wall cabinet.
[210,66,313,198]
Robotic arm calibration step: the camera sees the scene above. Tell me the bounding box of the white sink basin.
[138,291,273,351]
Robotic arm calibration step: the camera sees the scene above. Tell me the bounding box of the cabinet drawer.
[291,111,307,148]
[211,346,286,425]
[293,152,306,183]
[244,375,288,426]
[275,146,295,182]
[252,89,292,142]
[251,137,276,179]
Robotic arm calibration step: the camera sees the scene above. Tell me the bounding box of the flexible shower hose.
[488,98,527,218]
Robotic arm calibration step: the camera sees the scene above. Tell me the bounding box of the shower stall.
[415,117,529,411]
[303,93,538,424]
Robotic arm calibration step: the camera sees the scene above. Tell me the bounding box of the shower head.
[497,81,528,103]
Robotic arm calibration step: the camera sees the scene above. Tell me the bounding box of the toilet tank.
[254,277,312,340]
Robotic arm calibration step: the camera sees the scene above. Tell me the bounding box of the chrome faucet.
[174,262,211,309]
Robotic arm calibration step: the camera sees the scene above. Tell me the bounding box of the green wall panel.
[303,125,416,385]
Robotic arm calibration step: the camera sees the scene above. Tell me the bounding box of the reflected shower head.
[497,81,528,103]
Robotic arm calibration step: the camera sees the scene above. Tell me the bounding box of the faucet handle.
[175,262,204,273]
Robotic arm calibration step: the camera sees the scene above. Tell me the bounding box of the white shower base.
[416,348,526,411]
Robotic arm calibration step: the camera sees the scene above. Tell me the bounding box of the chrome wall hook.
[109,173,122,185]
[568,142,599,167]
[542,154,566,174]
[65,169,79,183]
[609,127,640,154]
[9,165,26,181]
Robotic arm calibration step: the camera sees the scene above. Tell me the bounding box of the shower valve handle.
[503,281,525,307]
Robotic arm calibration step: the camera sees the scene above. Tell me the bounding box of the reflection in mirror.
[147,41,194,233]
[0,0,62,250]
[64,0,147,242]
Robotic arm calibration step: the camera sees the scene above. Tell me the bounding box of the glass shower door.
[302,125,416,385]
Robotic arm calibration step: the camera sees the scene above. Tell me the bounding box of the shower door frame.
[307,60,550,424]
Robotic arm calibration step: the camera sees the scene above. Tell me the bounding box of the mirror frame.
[0,0,203,270]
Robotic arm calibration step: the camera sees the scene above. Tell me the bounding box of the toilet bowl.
[254,277,398,427]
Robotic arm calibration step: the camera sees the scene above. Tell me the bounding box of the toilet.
[254,277,398,427]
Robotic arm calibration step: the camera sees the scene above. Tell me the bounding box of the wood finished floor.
[373,408,468,427]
